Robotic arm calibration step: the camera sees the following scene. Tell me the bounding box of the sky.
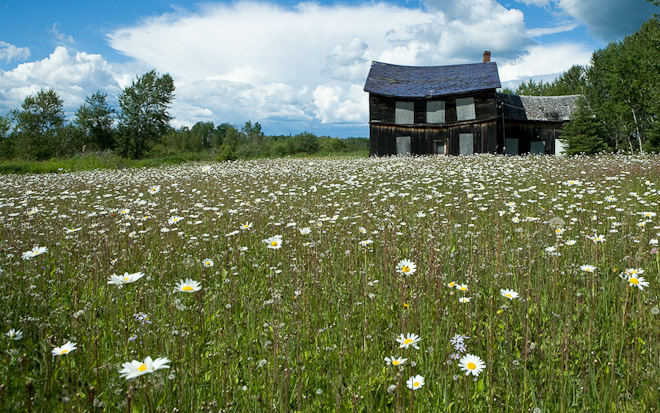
[0,0,657,138]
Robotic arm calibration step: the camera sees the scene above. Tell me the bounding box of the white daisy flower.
[174,279,202,293]
[396,259,417,276]
[52,341,77,356]
[406,374,425,390]
[119,356,170,380]
[458,354,486,376]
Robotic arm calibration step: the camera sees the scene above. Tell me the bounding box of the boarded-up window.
[434,140,445,155]
[427,101,445,123]
[456,97,476,121]
[459,133,473,155]
[505,138,519,156]
[395,101,414,124]
[530,141,546,154]
[396,136,411,156]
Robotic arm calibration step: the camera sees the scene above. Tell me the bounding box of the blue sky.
[0,0,657,137]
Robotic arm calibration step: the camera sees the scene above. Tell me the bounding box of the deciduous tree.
[117,71,175,159]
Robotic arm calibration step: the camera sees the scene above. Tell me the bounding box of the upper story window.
[456,97,476,121]
[427,101,445,124]
[395,101,414,124]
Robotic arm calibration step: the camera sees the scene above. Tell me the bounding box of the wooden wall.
[369,90,497,125]
[501,120,566,155]
[369,121,498,156]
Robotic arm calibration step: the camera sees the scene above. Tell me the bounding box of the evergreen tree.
[560,98,608,155]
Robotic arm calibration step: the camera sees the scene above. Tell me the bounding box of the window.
[395,101,414,124]
[459,133,474,155]
[427,101,445,123]
[456,97,476,121]
[396,136,411,156]
[433,140,446,155]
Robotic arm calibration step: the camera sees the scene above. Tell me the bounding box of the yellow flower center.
[60,349,68,354]
[138,363,147,372]
[404,338,413,345]
[629,278,639,285]
[402,266,410,273]
[271,241,278,246]
[460,286,467,291]
[414,381,420,387]
[183,285,194,291]
[392,360,400,366]
[125,277,130,281]
[467,362,477,370]
[505,294,512,298]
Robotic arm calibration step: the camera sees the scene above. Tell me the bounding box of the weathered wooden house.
[363,52,577,156]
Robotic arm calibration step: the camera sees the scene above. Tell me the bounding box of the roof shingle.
[497,93,580,122]
[364,61,501,98]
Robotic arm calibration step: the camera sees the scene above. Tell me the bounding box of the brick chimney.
[483,51,491,63]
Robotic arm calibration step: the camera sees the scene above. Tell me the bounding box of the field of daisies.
[1,154,659,412]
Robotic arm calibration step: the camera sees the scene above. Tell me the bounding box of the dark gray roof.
[364,61,501,98]
[498,93,579,122]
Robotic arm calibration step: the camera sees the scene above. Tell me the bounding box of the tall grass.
[1,154,659,412]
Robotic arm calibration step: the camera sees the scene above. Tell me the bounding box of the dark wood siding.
[369,121,498,156]
[501,120,566,155]
[369,90,497,126]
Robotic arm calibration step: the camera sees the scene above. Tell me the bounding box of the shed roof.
[364,61,501,98]
[497,93,580,122]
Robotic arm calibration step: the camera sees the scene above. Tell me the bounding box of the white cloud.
[1,1,609,136]
[49,23,75,44]
[105,0,537,128]
[313,84,368,124]
[514,0,552,6]
[526,22,579,37]
[498,43,593,83]
[0,41,30,64]
[0,46,127,116]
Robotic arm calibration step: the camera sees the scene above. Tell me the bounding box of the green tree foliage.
[0,114,15,160]
[117,71,175,159]
[586,17,660,152]
[515,65,587,96]
[559,97,608,155]
[14,89,65,160]
[191,121,215,150]
[76,92,116,151]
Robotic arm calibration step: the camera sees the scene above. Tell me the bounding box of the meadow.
[1,154,659,412]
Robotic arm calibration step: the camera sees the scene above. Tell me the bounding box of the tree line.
[502,13,660,154]
[0,70,367,162]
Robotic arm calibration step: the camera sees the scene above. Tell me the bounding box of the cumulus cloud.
[313,84,368,124]
[323,37,372,82]
[103,0,540,128]
[3,0,621,135]
[0,41,31,64]
[498,42,593,83]
[0,46,126,116]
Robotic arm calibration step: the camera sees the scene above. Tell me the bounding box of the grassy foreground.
[1,154,659,412]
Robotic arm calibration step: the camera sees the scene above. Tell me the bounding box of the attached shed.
[497,93,579,155]
[363,53,579,156]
